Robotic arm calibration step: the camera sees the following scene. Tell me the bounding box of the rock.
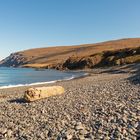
[47,129,52,137]
[7,130,12,138]
[79,129,88,135]
[66,129,75,139]
[66,134,73,140]
[0,128,7,135]
[24,86,65,102]
[40,132,45,139]
[85,138,92,140]
[75,122,85,130]
[122,116,127,123]
[67,135,73,140]
[79,134,85,139]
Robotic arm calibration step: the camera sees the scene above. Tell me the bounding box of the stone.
[7,130,12,138]
[24,86,65,102]
[40,132,45,139]
[122,117,127,123]
[79,134,85,139]
[66,134,73,140]
[0,128,7,135]
[79,129,88,135]
[75,122,84,130]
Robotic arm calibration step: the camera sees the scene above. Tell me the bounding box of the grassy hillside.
[0,38,140,70]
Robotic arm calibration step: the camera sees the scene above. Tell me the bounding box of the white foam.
[0,74,88,89]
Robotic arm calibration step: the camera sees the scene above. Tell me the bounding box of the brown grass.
[19,38,140,65]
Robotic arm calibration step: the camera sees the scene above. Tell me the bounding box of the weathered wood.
[24,86,64,102]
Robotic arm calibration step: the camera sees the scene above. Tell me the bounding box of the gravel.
[0,65,139,140]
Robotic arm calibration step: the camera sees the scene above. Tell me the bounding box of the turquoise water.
[0,67,85,88]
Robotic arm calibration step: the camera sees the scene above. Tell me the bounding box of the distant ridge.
[0,38,140,70]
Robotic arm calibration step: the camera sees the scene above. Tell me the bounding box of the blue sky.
[0,0,140,60]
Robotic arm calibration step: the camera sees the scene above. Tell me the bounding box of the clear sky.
[0,0,140,60]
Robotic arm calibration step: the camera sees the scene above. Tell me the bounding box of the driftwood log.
[24,86,64,102]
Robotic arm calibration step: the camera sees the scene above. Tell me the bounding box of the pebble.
[75,122,84,130]
[0,66,139,140]
[7,130,12,137]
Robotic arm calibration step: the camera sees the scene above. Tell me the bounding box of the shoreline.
[0,63,139,139]
[0,72,90,89]
[0,63,138,90]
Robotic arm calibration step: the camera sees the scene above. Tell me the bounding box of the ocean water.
[0,67,86,88]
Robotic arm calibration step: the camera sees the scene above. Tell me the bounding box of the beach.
[0,64,139,140]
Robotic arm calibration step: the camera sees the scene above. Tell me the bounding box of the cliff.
[0,38,140,70]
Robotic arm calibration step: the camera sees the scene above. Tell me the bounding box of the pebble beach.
[0,64,140,140]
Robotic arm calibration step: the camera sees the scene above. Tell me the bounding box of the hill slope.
[0,38,140,70]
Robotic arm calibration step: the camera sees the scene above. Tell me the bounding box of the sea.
[0,67,86,89]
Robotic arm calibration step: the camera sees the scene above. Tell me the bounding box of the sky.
[0,0,140,60]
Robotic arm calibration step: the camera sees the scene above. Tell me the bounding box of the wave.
[0,73,88,89]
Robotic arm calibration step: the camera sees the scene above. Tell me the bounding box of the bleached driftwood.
[24,86,64,102]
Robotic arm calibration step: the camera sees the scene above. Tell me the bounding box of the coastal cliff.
[0,53,28,67]
[0,38,140,70]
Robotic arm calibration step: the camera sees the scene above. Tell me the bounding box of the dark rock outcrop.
[96,47,140,67]
[61,55,102,70]
[0,53,28,67]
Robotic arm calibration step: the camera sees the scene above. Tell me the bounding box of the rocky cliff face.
[60,54,102,70]
[0,53,28,67]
